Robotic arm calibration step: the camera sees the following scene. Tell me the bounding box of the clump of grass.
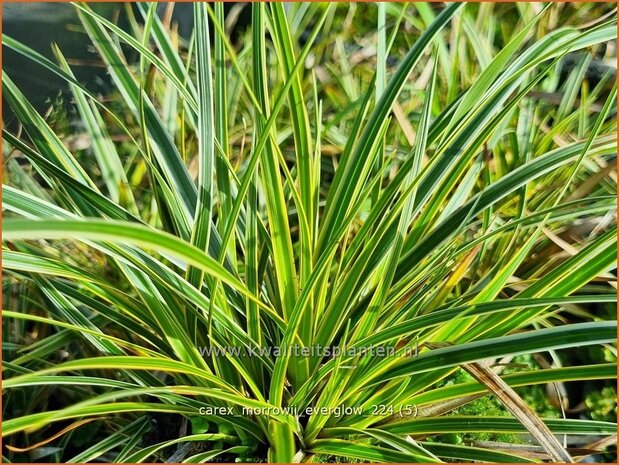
[2,2,617,463]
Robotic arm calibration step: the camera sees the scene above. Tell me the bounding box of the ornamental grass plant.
[2,2,617,463]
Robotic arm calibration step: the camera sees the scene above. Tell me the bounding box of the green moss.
[585,387,617,422]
